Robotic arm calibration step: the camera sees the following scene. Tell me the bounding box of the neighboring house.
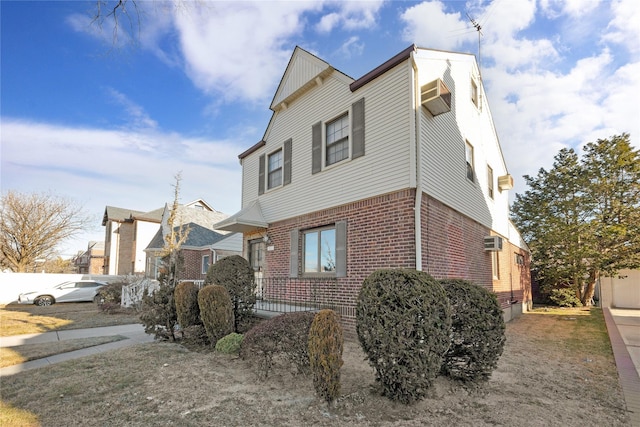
[144,200,242,281]
[102,206,164,275]
[73,241,105,274]
[214,45,532,331]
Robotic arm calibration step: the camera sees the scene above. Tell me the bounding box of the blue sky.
[2,0,638,257]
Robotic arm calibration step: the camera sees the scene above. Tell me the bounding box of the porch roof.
[212,200,268,233]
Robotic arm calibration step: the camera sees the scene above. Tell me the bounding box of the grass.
[528,306,613,358]
[0,304,626,427]
[0,336,126,368]
[0,303,141,337]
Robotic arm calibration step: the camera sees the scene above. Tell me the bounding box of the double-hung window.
[465,141,475,182]
[304,227,336,274]
[487,165,494,199]
[202,254,210,275]
[326,114,349,166]
[267,149,283,189]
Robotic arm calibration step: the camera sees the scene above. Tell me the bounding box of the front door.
[249,239,265,298]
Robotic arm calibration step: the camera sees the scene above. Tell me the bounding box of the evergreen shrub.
[198,285,234,346]
[356,269,452,404]
[308,310,344,403]
[95,282,124,314]
[139,280,178,341]
[240,311,316,379]
[549,287,582,307]
[205,255,256,332]
[215,332,244,354]
[439,279,506,382]
[174,281,201,329]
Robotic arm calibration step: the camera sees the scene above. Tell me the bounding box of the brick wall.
[117,222,135,275]
[266,189,417,334]
[261,189,531,334]
[180,249,211,281]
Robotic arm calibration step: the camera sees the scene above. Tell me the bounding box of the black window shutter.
[289,228,299,278]
[335,220,347,277]
[352,98,365,159]
[258,154,265,195]
[283,138,292,186]
[312,122,322,174]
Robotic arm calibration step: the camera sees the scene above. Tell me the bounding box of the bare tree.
[0,191,93,272]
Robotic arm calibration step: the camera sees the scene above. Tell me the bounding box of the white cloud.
[602,0,640,53]
[106,88,159,131]
[315,0,385,33]
[400,1,476,50]
[1,118,243,256]
[172,1,319,104]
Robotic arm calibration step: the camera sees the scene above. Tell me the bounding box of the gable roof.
[270,46,339,112]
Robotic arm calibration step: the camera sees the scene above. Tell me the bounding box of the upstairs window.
[267,149,283,189]
[326,114,349,166]
[471,78,479,108]
[487,165,494,199]
[465,141,475,182]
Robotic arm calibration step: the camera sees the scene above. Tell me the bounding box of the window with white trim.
[465,141,475,182]
[492,251,500,280]
[471,78,479,108]
[267,148,283,189]
[304,227,336,274]
[487,165,494,199]
[202,254,210,274]
[326,114,349,166]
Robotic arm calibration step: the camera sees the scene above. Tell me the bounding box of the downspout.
[410,51,423,272]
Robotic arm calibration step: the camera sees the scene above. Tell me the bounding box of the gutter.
[410,50,423,272]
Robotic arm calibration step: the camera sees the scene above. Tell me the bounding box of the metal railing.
[254,276,338,315]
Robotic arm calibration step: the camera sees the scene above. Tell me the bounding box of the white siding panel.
[242,63,413,223]
[415,51,512,236]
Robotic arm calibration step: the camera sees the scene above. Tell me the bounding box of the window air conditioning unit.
[484,236,503,251]
[421,78,451,116]
[498,174,514,191]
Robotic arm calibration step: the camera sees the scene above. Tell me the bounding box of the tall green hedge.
[439,279,506,382]
[174,281,201,329]
[205,255,256,331]
[356,269,452,404]
[308,310,344,403]
[197,285,234,346]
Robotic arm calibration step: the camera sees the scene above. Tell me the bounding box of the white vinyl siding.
[416,51,511,235]
[242,63,412,223]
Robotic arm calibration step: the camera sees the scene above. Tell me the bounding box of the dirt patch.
[1,309,630,426]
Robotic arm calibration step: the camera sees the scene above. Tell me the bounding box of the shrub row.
[356,269,506,405]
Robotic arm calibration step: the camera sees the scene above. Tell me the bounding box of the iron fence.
[253,276,338,315]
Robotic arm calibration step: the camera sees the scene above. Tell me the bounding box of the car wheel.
[94,295,104,305]
[35,296,54,306]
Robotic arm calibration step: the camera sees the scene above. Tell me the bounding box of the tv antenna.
[467,13,483,76]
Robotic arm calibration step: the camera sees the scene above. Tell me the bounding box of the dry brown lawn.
[0,306,630,427]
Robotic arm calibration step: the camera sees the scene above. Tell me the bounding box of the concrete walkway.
[603,308,640,427]
[0,324,154,377]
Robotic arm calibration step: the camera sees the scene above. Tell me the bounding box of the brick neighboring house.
[144,199,242,281]
[102,206,164,275]
[214,45,532,332]
[73,241,105,274]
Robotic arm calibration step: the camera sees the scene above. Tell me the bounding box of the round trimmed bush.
[356,269,452,404]
[174,281,201,329]
[205,255,256,331]
[439,279,506,382]
[215,332,244,354]
[198,285,234,346]
[308,310,344,403]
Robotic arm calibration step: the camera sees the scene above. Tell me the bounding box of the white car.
[18,280,107,306]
